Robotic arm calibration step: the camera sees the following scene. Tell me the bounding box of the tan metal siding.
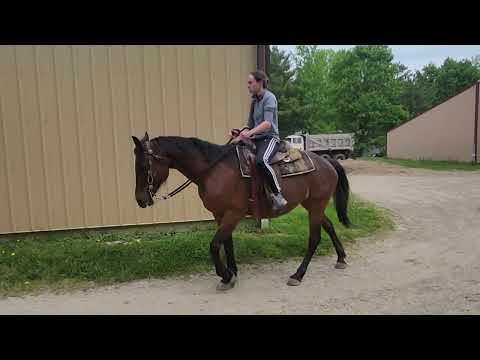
[387,85,477,162]
[0,45,257,234]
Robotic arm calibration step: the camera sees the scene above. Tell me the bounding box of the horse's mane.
[153,136,235,165]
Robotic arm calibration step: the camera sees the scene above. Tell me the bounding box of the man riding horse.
[238,70,288,211]
[132,69,351,291]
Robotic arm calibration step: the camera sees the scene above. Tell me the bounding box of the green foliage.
[269,46,308,138]
[329,46,409,155]
[294,46,340,133]
[398,58,480,118]
[269,45,480,155]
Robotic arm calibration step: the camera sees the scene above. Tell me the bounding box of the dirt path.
[1,160,480,314]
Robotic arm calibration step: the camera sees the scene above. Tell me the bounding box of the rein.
[144,133,242,201]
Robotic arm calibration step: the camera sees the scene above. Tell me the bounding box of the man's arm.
[244,121,271,137]
[246,100,254,129]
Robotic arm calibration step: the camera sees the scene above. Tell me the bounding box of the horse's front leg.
[223,234,238,277]
[210,211,242,291]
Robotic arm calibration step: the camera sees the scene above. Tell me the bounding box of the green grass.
[0,196,393,297]
[366,157,480,171]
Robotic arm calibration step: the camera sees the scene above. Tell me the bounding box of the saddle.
[230,128,316,220]
[232,136,315,179]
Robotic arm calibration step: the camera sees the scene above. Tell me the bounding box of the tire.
[334,153,346,161]
[321,154,332,160]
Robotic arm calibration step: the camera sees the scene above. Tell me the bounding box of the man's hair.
[250,70,269,89]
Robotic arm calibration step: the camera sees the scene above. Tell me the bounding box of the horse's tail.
[327,158,351,227]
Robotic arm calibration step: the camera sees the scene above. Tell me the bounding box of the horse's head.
[132,132,170,208]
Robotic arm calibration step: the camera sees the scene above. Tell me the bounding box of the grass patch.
[0,196,393,297]
[367,157,480,171]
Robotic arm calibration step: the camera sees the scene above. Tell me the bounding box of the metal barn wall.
[387,84,477,162]
[0,45,257,234]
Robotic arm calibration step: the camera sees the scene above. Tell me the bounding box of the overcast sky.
[276,45,480,71]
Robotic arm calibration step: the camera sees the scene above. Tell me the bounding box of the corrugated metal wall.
[0,45,257,234]
[387,84,477,162]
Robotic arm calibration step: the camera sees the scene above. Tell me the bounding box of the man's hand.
[240,128,251,138]
[235,121,271,140]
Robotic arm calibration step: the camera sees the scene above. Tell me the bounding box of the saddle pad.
[236,145,316,178]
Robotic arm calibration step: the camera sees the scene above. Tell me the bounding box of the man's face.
[247,74,262,95]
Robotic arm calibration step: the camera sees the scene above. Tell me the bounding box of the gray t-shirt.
[247,89,279,140]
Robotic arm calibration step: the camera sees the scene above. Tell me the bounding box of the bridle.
[142,139,172,201]
[141,132,241,202]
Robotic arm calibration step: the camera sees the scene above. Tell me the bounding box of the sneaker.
[271,193,288,211]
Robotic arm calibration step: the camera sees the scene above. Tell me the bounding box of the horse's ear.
[132,136,142,149]
[144,131,150,142]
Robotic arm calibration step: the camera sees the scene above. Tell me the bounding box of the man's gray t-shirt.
[247,89,279,140]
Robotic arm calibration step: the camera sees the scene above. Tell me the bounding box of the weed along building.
[387,81,480,163]
[0,45,269,235]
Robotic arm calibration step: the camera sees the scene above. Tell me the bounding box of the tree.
[398,67,435,118]
[398,58,480,119]
[435,58,480,100]
[269,46,308,137]
[472,55,480,68]
[330,45,408,155]
[294,45,340,133]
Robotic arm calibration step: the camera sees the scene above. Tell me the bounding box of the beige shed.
[387,81,479,163]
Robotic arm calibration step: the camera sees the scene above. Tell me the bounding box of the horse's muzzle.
[136,192,154,208]
[136,199,147,208]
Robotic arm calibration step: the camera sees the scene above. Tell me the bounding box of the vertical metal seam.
[89,47,106,225]
[238,46,245,126]
[124,46,140,223]
[192,47,199,138]
[240,47,248,126]
[33,46,52,229]
[70,45,87,226]
[107,47,122,225]
[174,47,188,220]
[52,47,70,227]
[191,46,200,219]
[124,47,135,141]
[0,94,14,230]
[142,47,152,132]
[14,47,34,230]
[157,46,171,222]
[141,46,156,223]
[207,47,216,142]
[224,47,230,141]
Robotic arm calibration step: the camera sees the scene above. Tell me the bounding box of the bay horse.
[132,132,351,291]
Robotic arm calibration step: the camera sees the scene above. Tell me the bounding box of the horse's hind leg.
[322,216,348,269]
[287,201,326,286]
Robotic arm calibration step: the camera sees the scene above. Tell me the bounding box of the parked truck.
[285,133,355,160]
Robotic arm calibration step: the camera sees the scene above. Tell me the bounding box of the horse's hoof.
[287,277,301,286]
[335,262,347,269]
[216,274,237,292]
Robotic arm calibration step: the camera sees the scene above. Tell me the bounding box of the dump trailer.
[285,133,355,160]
